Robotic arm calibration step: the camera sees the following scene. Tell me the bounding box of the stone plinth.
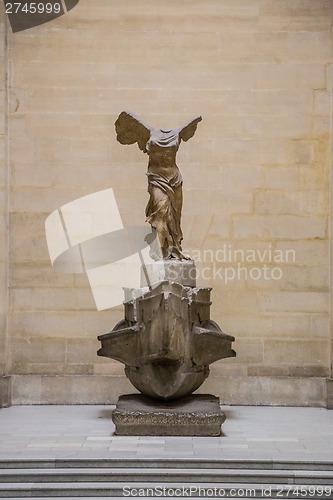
[112,394,225,436]
[98,277,235,400]
[141,260,196,287]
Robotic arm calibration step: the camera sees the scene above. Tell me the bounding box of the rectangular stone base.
[112,394,225,436]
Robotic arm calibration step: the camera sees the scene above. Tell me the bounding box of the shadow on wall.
[3,0,80,33]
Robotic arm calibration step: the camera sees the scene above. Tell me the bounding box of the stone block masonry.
[1,0,332,406]
[0,8,10,408]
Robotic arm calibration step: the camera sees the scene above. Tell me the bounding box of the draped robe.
[115,112,202,260]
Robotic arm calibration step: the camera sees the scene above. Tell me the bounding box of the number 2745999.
[5,3,62,14]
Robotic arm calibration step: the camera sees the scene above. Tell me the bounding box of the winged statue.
[115,111,202,260]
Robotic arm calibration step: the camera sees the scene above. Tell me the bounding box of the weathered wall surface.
[3,0,333,405]
[0,12,10,407]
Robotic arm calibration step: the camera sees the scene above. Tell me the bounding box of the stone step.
[0,467,333,485]
[1,458,333,471]
[1,460,332,499]
[0,482,333,499]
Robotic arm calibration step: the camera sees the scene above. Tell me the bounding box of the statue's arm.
[115,111,151,153]
[178,116,202,142]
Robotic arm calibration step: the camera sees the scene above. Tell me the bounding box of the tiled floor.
[0,405,332,461]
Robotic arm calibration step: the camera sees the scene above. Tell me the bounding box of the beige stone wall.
[329,62,333,409]
[0,10,10,407]
[4,0,333,404]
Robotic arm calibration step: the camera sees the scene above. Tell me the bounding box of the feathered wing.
[115,111,151,153]
[179,116,202,142]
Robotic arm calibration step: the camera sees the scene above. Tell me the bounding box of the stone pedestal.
[141,260,196,287]
[98,279,235,400]
[98,260,235,435]
[112,394,225,436]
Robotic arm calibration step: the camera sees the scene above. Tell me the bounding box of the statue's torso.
[146,129,182,187]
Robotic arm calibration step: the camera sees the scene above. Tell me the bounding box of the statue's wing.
[179,116,202,142]
[115,111,151,153]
